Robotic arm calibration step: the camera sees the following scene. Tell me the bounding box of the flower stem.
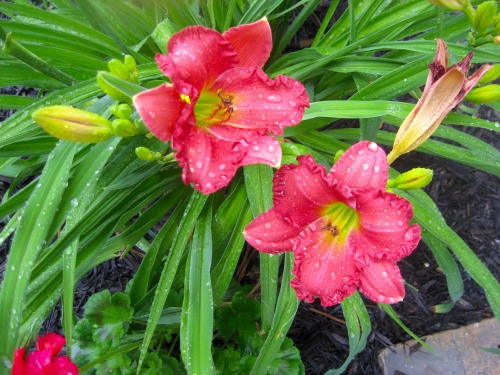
[0,27,75,86]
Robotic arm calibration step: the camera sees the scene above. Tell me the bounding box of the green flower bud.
[473,1,497,35]
[387,168,433,190]
[111,118,138,137]
[96,71,132,104]
[110,103,133,119]
[427,0,468,11]
[465,84,500,103]
[108,59,130,81]
[135,146,157,161]
[33,106,113,143]
[479,64,500,84]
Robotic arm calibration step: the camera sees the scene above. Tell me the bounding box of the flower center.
[194,89,234,128]
[320,202,359,244]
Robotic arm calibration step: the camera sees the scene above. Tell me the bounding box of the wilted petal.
[25,349,52,375]
[291,220,358,307]
[272,155,349,228]
[393,68,464,154]
[172,123,243,194]
[358,260,406,304]
[244,209,300,253]
[241,135,281,168]
[223,18,272,67]
[462,64,493,94]
[330,141,389,190]
[211,66,309,135]
[157,26,239,95]
[133,84,184,142]
[49,356,79,375]
[36,333,65,357]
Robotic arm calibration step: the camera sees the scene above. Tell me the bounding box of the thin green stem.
[1,29,75,86]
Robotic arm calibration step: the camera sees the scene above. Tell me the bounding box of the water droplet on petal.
[208,172,215,178]
[373,165,380,173]
[195,161,203,169]
[268,145,276,153]
[266,94,282,103]
[255,239,263,245]
[404,229,414,241]
[362,163,369,171]
[264,222,272,229]
[288,100,296,107]
[378,294,386,303]
[382,271,388,277]
[368,142,378,152]
[253,145,260,151]
[261,114,267,120]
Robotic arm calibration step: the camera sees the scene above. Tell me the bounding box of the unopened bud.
[135,146,158,161]
[427,0,468,11]
[494,36,500,45]
[110,103,133,119]
[465,84,500,103]
[96,71,132,104]
[473,1,497,35]
[33,106,113,143]
[387,168,433,190]
[112,119,138,137]
[479,64,500,84]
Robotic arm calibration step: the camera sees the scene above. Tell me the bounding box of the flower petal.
[352,189,421,264]
[172,122,243,194]
[25,349,52,375]
[12,348,26,375]
[358,260,406,304]
[241,135,281,168]
[156,26,239,95]
[222,18,272,67]
[211,66,309,135]
[36,333,65,357]
[244,209,300,253]
[330,141,388,190]
[49,356,79,375]
[291,220,358,307]
[272,155,351,228]
[133,84,184,142]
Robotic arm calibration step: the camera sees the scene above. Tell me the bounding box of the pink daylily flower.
[133,19,309,194]
[244,141,421,307]
[12,333,78,375]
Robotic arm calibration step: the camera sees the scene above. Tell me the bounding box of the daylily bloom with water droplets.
[387,39,492,164]
[133,19,309,194]
[12,333,78,375]
[244,141,421,307]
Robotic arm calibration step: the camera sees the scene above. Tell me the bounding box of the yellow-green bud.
[387,168,433,190]
[33,106,113,143]
[465,84,500,103]
[479,64,500,84]
[135,146,158,161]
[108,59,130,81]
[96,71,131,104]
[494,35,500,44]
[333,150,344,163]
[112,118,138,137]
[110,103,133,119]
[473,1,497,35]
[427,0,468,11]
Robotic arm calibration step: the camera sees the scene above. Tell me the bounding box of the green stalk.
[244,164,279,333]
[0,27,75,86]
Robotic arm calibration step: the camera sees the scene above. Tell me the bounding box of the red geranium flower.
[133,19,309,194]
[244,141,421,306]
[12,333,78,375]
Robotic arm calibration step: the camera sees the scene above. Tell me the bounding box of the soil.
[1,2,499,374]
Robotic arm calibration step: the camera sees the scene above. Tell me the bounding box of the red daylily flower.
[133,19,309,194]
[244,141,421,307]
[12,333,78,375]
